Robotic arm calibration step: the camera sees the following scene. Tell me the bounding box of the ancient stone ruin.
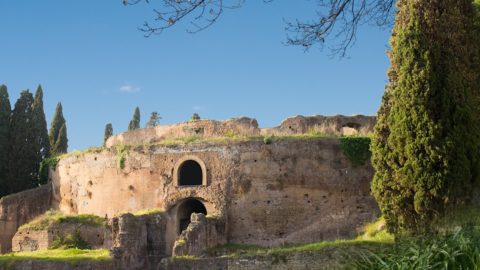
[0,115,379,269]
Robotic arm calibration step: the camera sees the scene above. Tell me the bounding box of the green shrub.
[51,230,91,250]
[263,135,273,145]
[339,137,371,166]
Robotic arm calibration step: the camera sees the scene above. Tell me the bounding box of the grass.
[18,210,106,231]
[356,217,394,242]
[130,208,163,216]
[0,249,111,266]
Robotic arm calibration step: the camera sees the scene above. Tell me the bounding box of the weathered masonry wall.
[105,115,376,148]
[0,184,52,253]
[52,138,379,248]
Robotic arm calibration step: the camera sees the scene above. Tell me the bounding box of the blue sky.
[0,1,391,151]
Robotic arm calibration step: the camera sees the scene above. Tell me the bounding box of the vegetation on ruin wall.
[38,156,59,185]
[0,249,111,266]
[18,210,106,231]
[339,136,371,166]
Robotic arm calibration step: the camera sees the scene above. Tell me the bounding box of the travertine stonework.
[0,115,379,260]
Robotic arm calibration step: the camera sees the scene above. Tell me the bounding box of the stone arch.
[174,155,207,186]
[176,198,207,234]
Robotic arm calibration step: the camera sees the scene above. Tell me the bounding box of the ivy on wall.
[339,137,371,166]
[38,156,60,185]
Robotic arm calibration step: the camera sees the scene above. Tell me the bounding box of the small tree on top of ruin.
[146,112,162,128]
[128,107,141,131]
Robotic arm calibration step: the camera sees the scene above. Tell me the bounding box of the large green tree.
[0,85,11,197]
[371,0,480,234]
[32,85,50,160]
[8,91,37,193]
[128,107,140,131]
[49,102,68,155]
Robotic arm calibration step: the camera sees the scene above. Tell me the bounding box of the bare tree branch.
[124,0,396,56]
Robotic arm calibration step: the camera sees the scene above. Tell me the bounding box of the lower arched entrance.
[176,198,207,234]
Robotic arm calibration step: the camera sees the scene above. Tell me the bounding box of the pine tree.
[32,85,50,163]
[104,123,113,146]
[146,112,161,128]
[128,107,140,131]
[0,85,11,197]
[49,102,68,155]
[371,0,480,234]
[8,91,37,193]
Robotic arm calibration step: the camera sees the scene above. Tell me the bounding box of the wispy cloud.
[193,105,206,111]
[119,84,140,93]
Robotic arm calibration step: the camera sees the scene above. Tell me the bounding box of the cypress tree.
[104,123,113,146]
[32,85,50,161]
[49,102,68,155]
[128,107,140,131]
[54,124,68,154]
[371,0,480,234]
[8,91,37,193]
[0,85,11,197]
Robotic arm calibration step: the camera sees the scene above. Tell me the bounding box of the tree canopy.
[371,0,480,234]
[49,102,68,155]
[0,85,11,197]
[124,0,396,56]
[128,107,141,131]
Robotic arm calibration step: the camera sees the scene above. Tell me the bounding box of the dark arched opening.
[178,160,203,186]
[177,199,207,233]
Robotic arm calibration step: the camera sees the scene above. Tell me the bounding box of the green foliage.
[19,210,106,231]
[128,107,140,131]
[263,135,273,145]
[116,145,128,169]
[38,157,59,185]
[0,85,11,197]
[339,137,371,166]
[32,85,51,160]
[146,112,161,128]
[103,123,113,146]
[350,226,480,270]
[8,90,37,193]
[51,230,91,250]
[191,113,201,121]
[49,102,68,155]
[371,0,480,234]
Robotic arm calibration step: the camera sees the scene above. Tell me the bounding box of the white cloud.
[119,84,140,93]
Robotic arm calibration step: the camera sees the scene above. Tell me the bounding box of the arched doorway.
[177,198,207,233]
[178,160,203,186]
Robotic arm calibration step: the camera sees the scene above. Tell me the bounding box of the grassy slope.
[18,210,106,231]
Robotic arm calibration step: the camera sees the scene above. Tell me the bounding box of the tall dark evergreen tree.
[128,107,140,131]
[8,91,37,193]
[0,85,11,197]
[49,102,68,155]
[104,123,113,146]
[32,85,50,165]
[54,124,68,154]
[371,0,480,234]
